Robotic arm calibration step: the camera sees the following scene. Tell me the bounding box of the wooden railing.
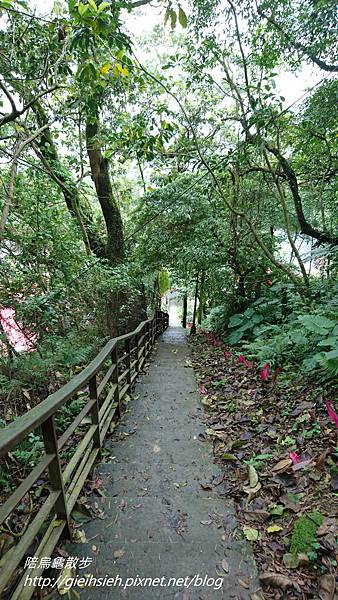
[0,310,169,600]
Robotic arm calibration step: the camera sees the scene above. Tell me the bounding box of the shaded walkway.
[65,327,259,599]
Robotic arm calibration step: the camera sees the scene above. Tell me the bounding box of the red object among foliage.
[238,354,254,368]
[260,363,270,381]
[289,451,301,464]
[0,306,37,353]
[326,400,338,428]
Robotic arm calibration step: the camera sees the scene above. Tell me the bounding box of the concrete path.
[64,327,259,599]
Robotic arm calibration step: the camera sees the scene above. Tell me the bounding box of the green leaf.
[283,553,300,568]
[243,526,260,541]
[270,505,285,516]
[318,336,338,347]
[267,524,283,533]
[0,0,14,8]
[98,1,109,12]
[298,315,336,335]
[222,453,237,461]
[178,6,187,28]
[164,7,170,26]
[77,2,89,16]
[87,0,97,11]
[170,9,177,29]
[100,62,111,77]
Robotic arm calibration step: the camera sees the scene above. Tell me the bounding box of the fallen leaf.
[113,549,125,559]
[71,503,92,523]
[73,529,87,543]
[243,526,260,541]
[267,524,283,533]
[222,453,237,461]
[259,572,296,590]
[271,458,292,473]
[221,558,229,573]
[292,458,313,471]
[243,482,261,500]
[248,464,259,487]
[282,553,300,569]
[269,505,284,516]
[318,574,335,600]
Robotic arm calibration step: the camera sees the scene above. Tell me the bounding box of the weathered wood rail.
[0,310,169,599]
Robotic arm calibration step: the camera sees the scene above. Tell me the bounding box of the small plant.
[12,432,44,468]
[290,512,323,555]
[308,541,321,562]
[246,453,274,469]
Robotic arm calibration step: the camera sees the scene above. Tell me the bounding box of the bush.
[202,305,230,334]
[205,280,338,382]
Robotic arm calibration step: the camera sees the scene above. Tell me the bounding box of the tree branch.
[266,145,338,246]
[0,83,58,128]
[257,5,338,73]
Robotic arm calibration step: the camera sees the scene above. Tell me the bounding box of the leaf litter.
[190,333,338,599]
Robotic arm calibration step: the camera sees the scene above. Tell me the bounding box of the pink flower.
[238,354,244,364]
[260,363,270,381]
[289,451,301,464]
[326,400,338,428]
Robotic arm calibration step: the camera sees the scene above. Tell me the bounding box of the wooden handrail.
[0,310,169,600]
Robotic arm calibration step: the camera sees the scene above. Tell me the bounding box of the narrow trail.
[65,327,259,599]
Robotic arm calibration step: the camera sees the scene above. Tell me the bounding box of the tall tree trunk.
[0,140,19,243]
[190,271,199,336]
[182,291,188,328]
[85,119,124,265]
[197,270,205,325]
[32,102,106,257]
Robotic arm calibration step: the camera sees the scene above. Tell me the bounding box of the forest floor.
[189,332,337,599]
[59,326,260,599]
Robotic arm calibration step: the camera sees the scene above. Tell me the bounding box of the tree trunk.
[85,119,124,265]
[0,140,19,243]
[190,272,199,336]
[197,270,205,325]
[32,102,106,257]
[182,291,188,328]
[267,146,338,246]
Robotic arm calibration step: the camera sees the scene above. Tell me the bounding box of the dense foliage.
[0,0,337,595]
[0,0,336,399]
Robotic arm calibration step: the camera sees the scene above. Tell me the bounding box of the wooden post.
[145,321,150,358]
[146,322,151,357]
[41,416,71,538]
[135,333,140,372]
[126,338,131,384]
[89,375,101,455]
[111,345,120,418]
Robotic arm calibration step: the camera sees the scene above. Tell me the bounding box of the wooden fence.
[0,310,169,599]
